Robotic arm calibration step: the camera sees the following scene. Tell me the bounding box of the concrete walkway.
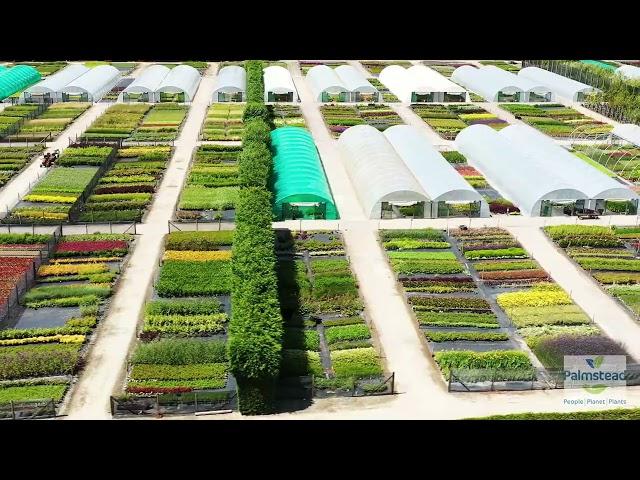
[390,103,452,147]
[287,61,365,220]
[63,63,219,419]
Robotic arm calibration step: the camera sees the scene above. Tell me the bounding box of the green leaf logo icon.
[594,356,604,368]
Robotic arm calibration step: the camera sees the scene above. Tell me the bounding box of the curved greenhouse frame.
[518,66,599,102]
[384,125,489,216]
[306,65,348,102]
[61,65,120,102]
[334,65,378,101]
[124,64,170,101]
[0,65,41,101]
[263,66,298,102]
[338,125,429,218]
[25,64,89,102]
[451,65,524,102]
[455,124,587,216]
[271,127,338,220]
[156,65,201,102]
[212,66,246,102]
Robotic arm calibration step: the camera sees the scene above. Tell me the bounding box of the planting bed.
[545,225,640,320]
[77,145,172,222]
[320,104,403,138]
[5,145,116,224]
[2,102,90,142]
[82,104,150,140]
[0,232,131,408]
[269,104,306,128]
[128,104,188,141]
[412,103,508,140]
[500,103,612,139]
[201,103,244,140]
[380,228,538,384]
[125,231,233,395]
[0,145,45,188]
[0,104,44,140]
[441,150,519,215]
[176,144,240,222]
[572,144,640,184]
[367,78,399,102]
[276,230,389,395]
[450,227,633,374]
[299,61,346,75]
[478,60,520,72]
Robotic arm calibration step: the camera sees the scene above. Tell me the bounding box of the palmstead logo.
[564,355,626,394]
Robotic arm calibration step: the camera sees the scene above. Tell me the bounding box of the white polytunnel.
[480,65,552,102]
[334,65,379,102]
[380,65,467,103]
[123,64,170,101]
[518,66,599,102]
[455,124,587,216]
[264,66,298,102]
[156,64,201,102]
[451,65,524,102]
[25,64,90,102]
[612,123,640,146]
[60,65,121,102]
[337,125,429,219]
[212,66,246,102]
[500,124,638,203]
[616,64,640,80]
[384,125,489,217]
[306,65,348,102]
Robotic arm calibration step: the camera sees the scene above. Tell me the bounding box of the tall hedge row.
[228,61,283,415]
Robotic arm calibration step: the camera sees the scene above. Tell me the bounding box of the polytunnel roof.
[334,65,377,93]
[612,124,640,147]
[500,124,637,201]
[62,65,120,96]
[27,64,89,94]
[338,125,429,218]
[480,65,551,95]
[213,66,246,94]
[408,65,467,94]
[264,66,296,94]
[270,127,338,217]
[383,125,486,204]
[124,64,170,93]
[451,65,522,101]
[455,124,587,216]
[306,65,347,99]
[379,65,414,102]
[0,65,41,100]
[156,64,201,99]
[518,67,599,101]
[616,64,640,80]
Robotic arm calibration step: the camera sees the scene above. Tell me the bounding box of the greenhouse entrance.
[159,91,185,103]
[443,92,466,102]
[217,91,243,102]
[497,91,521,102]
[528,91,552,102]
[123,92,151,102]
[381,201,425,219]
[412,92,435,103]
[62,92,89,102]
[436,201,482,218]
[268,92,294,102]
[540,199,577,216]
[321,91,348,102]
[23,92,54,104]
[281,202,327,220]
[353,92,378,103]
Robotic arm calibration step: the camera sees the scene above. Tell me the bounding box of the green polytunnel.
[0,65,41,100]
[270,126,339,220]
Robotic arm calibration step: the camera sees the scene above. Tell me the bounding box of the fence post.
[11,400,15,420]
[390,372,395,394]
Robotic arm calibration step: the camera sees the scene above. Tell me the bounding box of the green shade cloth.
[580,60,617,72]
[270,126,339,220]
[0,65,41,100]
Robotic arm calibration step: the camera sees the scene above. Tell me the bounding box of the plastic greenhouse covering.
[156,65,201,102]
[612,123,640,147]
[334,65,377,94]
[124,64,170,94]
[26,64,90,96]
[213,66,246,96]
[455,124,587,216]
[306,65,348,101]
[263,66,298,101]
[337,124,429,218]
[518,67,599,102]
[62,65,121,102]
[616,64,640,80]
[270,127,338,219]
[0,65,41,100]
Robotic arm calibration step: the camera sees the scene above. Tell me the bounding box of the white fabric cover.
[124,64,170,94]
[61,65,121,101]
[616,64,640,80]
[306,65,347,101]
[518,66,599,102]
[612,124,640,147]
[156,64,201,102]
[263,66,298,101]
[334,65,377,94]
[213,66,246,95]
[26,64,89,95]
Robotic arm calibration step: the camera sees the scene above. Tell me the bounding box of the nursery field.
[360,60,412,77]
[545,225,640,320]
[0,104,45,140]
[82,104,150,140]
[367,78,399,102]
[5,145,116,224]
[0,145,44,188]
[83,61,138,74]
[276,230,389,395]
[201,103,244,141]
[269,104,306,129]
[299,60,346,75]
[572,144,640,183]
[450,227,632,375]
[177,144,240,222]
[78,145,172,222]
[128,104,188,142]
[0,232,131,409]
[2,102,91,142]
[412,103,508,140]
[320,104,403,137]
[500,103,612,139]
[122,231,233,396]
[439,150,519,215]
[479,60,521,72]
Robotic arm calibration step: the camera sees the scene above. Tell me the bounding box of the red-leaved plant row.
[56,240,128,253]
[454,165,482,176]
[126,386,192,394]
[489,202,521,214]
[479,269,549,281]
